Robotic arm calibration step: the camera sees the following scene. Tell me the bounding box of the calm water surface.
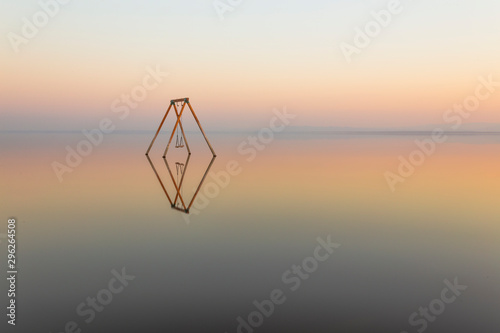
[1,132,499,332]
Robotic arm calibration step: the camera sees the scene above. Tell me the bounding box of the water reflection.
[146,154,216,214]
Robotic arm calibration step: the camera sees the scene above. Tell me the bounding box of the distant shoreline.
[283,131,500,135]
[2,130,500,135]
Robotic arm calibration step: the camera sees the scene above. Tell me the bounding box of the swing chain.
[175,102,185,148]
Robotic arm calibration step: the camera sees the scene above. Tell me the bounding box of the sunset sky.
[1,0,499,131]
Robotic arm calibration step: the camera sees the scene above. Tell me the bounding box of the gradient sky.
[1,0,499,131]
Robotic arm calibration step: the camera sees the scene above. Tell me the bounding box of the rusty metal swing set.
[145,98,216,157]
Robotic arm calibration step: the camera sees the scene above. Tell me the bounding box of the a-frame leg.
[187,102,216,156]
[163,103,187,158]
[186,155,216,212]
[145,155,173,206]
[146,104,172,155]
[172,154,191,207]
[173,104,191,155]
[163,158,188,211]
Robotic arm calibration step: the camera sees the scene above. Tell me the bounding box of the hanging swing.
[175,102,185,148]
[176,162,185,176]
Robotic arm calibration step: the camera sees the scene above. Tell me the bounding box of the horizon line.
[2,129,500,135]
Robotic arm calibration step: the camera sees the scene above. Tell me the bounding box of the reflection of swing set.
[146,154,216,214]
[174,162,185,208]
[145,98,216,157]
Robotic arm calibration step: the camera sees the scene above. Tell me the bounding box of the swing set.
[145,98,216,157]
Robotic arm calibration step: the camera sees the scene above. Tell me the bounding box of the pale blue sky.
[1,1,499,131]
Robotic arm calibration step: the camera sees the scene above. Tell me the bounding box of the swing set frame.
[145,98,216,157]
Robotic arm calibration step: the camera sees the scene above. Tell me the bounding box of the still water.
[1,132,499,332]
